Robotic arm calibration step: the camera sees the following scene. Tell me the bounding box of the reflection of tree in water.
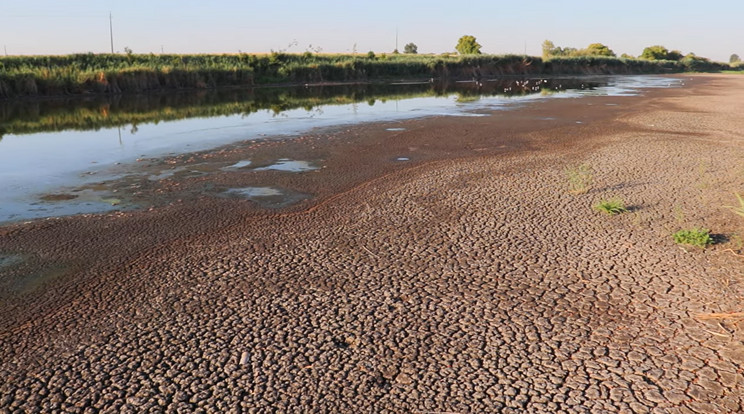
[0,78,605,137]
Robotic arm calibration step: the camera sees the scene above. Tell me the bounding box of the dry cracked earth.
[1,75,744,413]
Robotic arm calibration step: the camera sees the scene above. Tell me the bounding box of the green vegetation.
[540,41,731,73]
[455,36,482,55]
[593,198,628,215]
[585,43,616,57]
[641,45,683,61]
[673,228,713,248]
[543,41,615,58]
[730,54,741,64]
[404,43,418,54]
[565,164,593,194]
[0,48,736,99]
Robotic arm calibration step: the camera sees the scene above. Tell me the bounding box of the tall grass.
[0,52,734,99]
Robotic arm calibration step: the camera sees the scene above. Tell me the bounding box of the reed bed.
[0,53,736,99]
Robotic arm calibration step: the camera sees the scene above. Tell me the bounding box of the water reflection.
[223,186,309,208]
[254,159,317,173]
[0,77,602,138]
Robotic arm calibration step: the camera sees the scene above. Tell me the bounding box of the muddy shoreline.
[1,74,744,412]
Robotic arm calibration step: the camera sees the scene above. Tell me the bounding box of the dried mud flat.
[2,75,744,413]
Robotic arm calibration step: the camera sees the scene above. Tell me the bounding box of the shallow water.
[0,76,683,224]
[254,159,318,173]
[223,186,309,208]
[0,254,22,269]
[221,160,253,170]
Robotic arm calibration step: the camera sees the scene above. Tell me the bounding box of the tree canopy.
[585,43,615,57]
[731,54,741,64]
[455,35,481,55]
[404,43,418,54]
[640,46,682,61]
[542,40,615,58]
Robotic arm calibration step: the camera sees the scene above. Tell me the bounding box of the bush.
[593,198,628,215]
[673,228,713,248]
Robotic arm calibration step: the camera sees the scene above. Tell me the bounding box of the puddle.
[9,265,69,295]
[386,128,406,131]
[149,166,187,181]
[0,188,129,224]
[223,187,309,208]
[396,157,410,161]
[222,160,253,170]
[254,159,318,173]
[226,187,284,198]
[0,254,23,269]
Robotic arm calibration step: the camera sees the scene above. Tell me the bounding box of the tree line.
[394,36,739,68]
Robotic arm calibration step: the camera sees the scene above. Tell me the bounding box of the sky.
[1,0,742,62]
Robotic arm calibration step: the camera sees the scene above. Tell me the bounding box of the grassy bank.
[0,53,737,99]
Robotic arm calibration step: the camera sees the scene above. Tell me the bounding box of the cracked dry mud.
[2,75,744,413]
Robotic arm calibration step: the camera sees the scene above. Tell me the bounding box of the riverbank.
[1,52,736,99]
[1,74,743,412]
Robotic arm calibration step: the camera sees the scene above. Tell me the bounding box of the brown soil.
[1,74,744,412]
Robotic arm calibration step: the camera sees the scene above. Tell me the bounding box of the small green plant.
[594,198,628,215]
[673,228,713,248]
[565,164,593,194]
[726,193,744,218]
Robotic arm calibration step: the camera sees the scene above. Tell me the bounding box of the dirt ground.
[1,74,744,413]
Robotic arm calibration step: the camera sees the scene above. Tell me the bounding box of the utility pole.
[3,45,7,56]
[109,13,114,53]
[395,28,399,52]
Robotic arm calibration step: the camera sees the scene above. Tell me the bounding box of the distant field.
[0,52,738,98]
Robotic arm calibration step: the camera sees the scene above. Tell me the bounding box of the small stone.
[239,352,250,365]
[395,373,412,385]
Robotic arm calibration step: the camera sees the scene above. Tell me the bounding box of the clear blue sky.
[1,0,742,61]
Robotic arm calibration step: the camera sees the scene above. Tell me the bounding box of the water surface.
[0,76,683,223]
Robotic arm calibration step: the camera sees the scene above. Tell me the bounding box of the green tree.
[542,40,556,59]
[620,53,635,59]
[667,50,683,61]
[584,43,615,57]
[455,35,482,55]
[403,42,418,54]
[640,45,682,60]
[731,53,741,63]
[681,53,713,71]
